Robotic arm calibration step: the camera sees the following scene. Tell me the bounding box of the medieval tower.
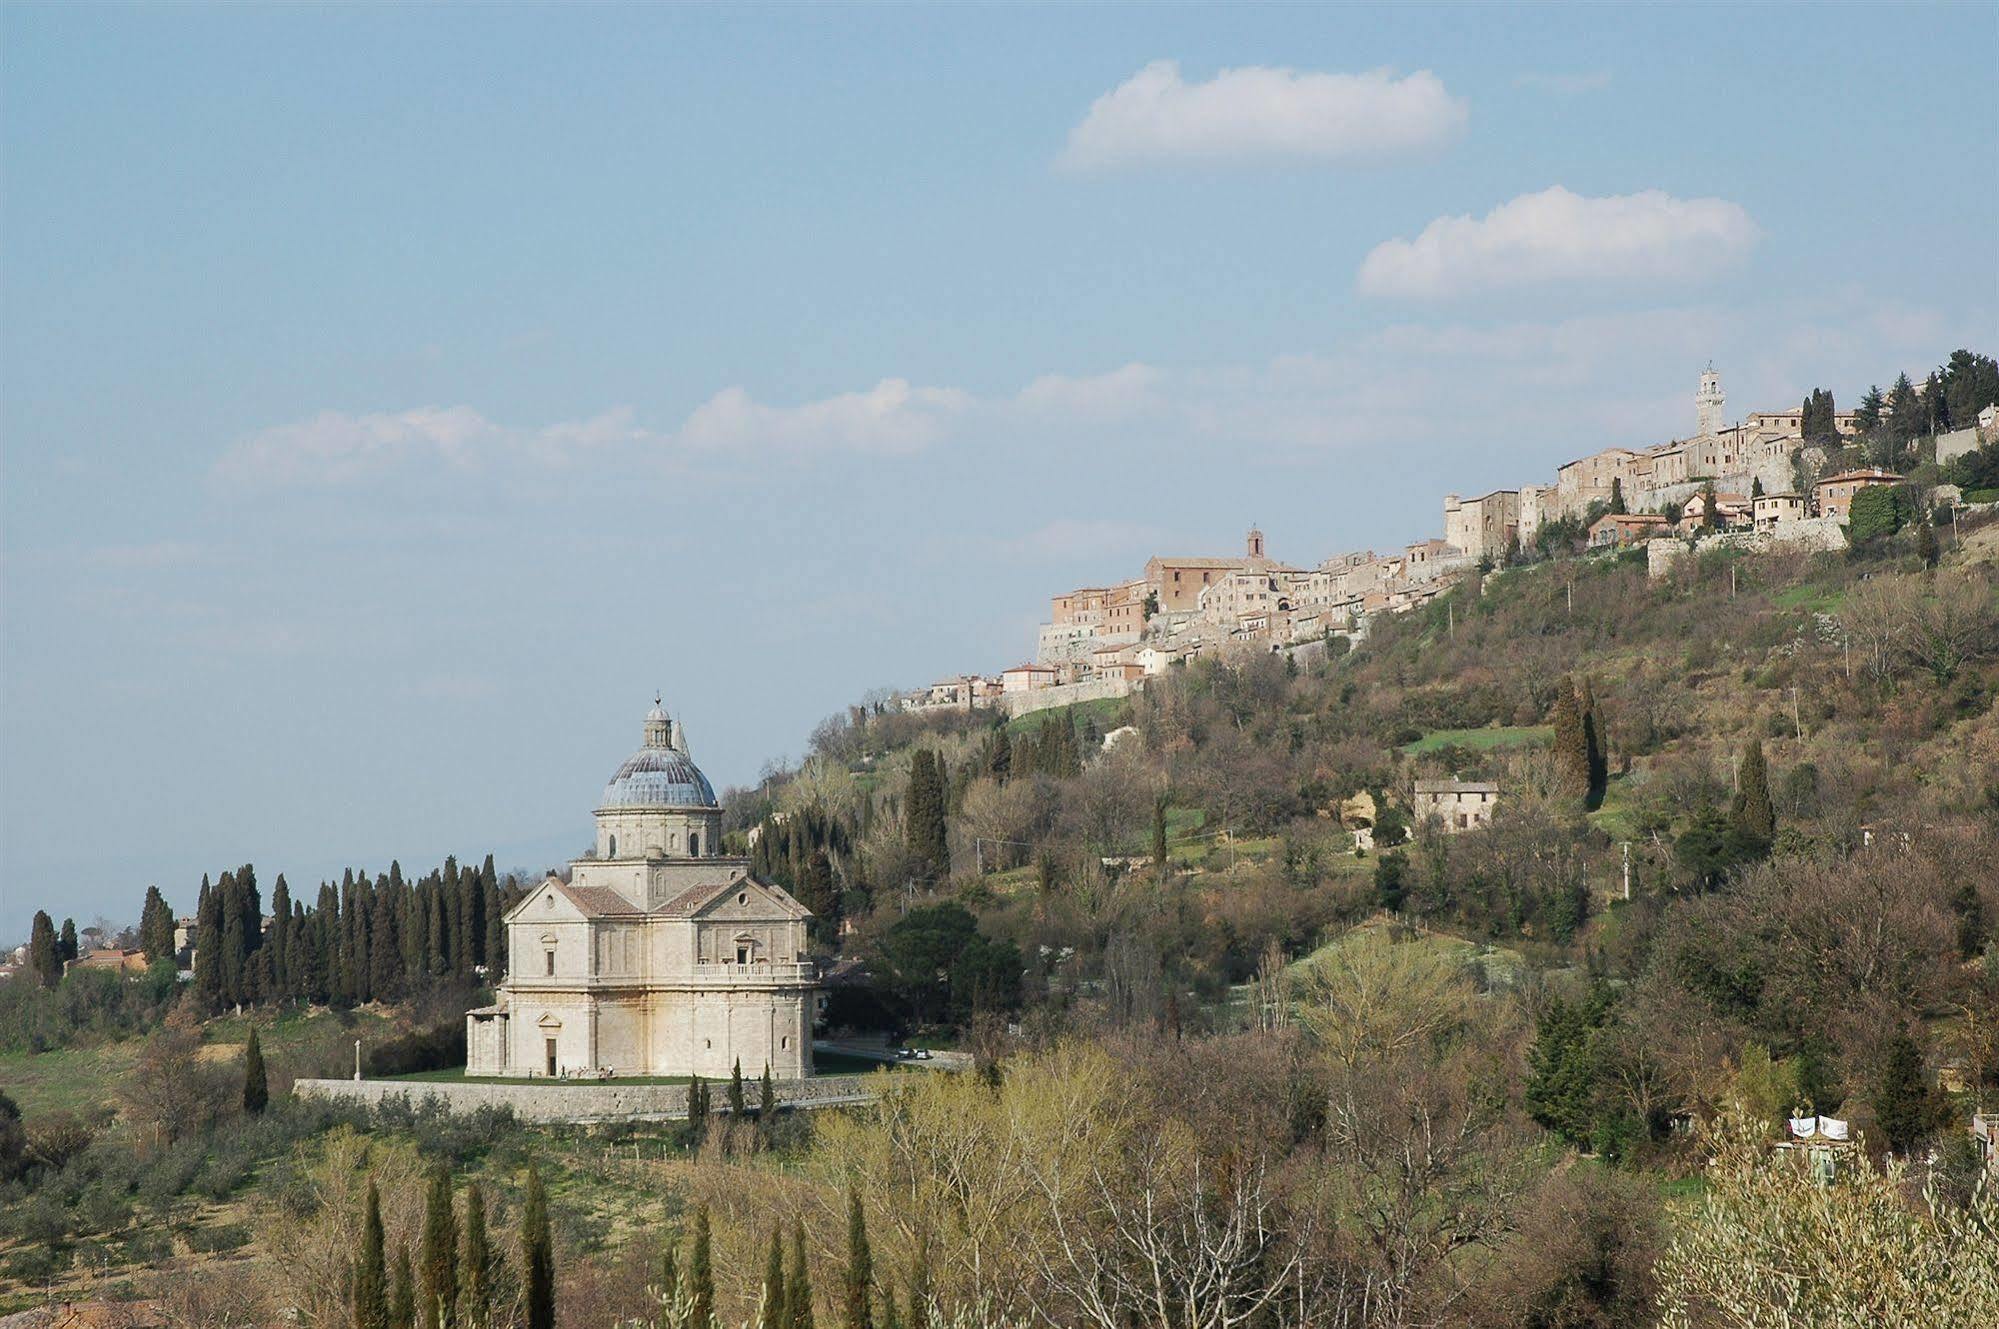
[1696,364,1726,437]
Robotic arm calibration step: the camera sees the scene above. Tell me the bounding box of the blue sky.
[3,3,1995,937]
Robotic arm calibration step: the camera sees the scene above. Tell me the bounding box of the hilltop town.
[913,363,1999,719]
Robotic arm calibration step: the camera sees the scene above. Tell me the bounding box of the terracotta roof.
[1816,469,1900,486]
[554,883,646,917]
[1413,779,1500,794]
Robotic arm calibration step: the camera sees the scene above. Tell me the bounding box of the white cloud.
[1514,71,1612,94]
[1015,363,1164,418]
[678,379,972,456]
[1059,60,1467,170]
[215,405,501,487]
[1358,186,1759,300]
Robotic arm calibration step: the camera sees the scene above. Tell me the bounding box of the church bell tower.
[1696,364,1726,437]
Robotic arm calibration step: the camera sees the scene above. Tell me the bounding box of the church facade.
[465,703,817,1080]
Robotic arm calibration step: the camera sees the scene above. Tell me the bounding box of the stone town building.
[1412,779,1500,832]
[1814,469,1901,522]
[1678,490,1752,534]
[1443,490,1521,562]
[1753,492,1807,532]
[465,703,817,1080]
[1001,662,1057,692]
[1144,529,1277,613]
[1588,512,1671,549]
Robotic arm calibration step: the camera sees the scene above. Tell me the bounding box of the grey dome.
[601,746,717,809]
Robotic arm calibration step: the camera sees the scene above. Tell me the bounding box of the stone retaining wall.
[294,1071,887,1124]
[996,675,1132,719]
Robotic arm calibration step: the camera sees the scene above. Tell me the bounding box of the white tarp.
[1818,1116,1850,1141]
[1790,1117,1818,1138]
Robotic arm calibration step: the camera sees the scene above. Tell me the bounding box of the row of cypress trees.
[352,1177,930,1329]
[174,854,517,1013]
[22,912,79,988]
[354,1165,516,1329]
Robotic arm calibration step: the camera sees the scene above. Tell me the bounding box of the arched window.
[608,834,617,857]
[689,832,700,857]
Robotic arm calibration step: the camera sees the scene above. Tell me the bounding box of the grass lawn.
[0,1043,138,1116]
[1772,582,1847,614]
[1401,724,1551,756]
[1586,776,1644,841]
[1005,695,1130,738]
[1287,916,1532,989]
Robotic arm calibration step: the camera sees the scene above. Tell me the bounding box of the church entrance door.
[545,1038,557,1077]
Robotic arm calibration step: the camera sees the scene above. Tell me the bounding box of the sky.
[3,3,1996,938]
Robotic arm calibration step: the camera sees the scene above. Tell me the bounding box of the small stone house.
[1814,469,1901,522]
[1588,513,1671,549]
[1412,779,1500,832]
[1753,492,1806,531]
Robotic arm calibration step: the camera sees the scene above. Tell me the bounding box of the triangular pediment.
[690,873,811,922]
[504,877,587,925]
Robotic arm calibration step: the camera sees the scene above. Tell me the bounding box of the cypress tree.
[1577,674,1608,809]
[419,1164,457,1329]
[729,1058,746,1118]
[243,1028,268,1114]
[140,885,175,963]
[842,1191,872,1329]
[1874,1028,1940,1153]
[455,858,479,977]
[688,1207,715,1329]
[786,1218,816,1329]
[1550,680,1589,802]
[1731,739,1775,844]
[686,1074,709,1147]
[760,1226,786,1329]
[354,1179,389,1329]
[1917,516,1940,569]
[758,1064,776,1145]
[269,875,292,996]
[905,751,949,880]
[391,1246,416,1329]
[1151,794,1168,871]
[482,877,506,981]
[1699,481,1719,531]
[372,884,404,1003]
[58,916,78,965]
[521,1167,554,1329]
[1609,477,1626,514]
[426,881,448,978]
[459,1184,490,1329]
[28,911,60,988]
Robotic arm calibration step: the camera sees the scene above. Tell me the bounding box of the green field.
[1005,695,1130,738]
[1400,724,1551,755]
[0,1044,137,1116]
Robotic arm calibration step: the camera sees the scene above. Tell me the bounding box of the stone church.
[465,702,817,1080]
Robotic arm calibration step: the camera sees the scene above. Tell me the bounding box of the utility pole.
[1621,842,1632,901]
[354,1038,362,1082]
[1791,685,1804,741]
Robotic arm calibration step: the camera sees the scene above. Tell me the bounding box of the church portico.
[467,701,818,1081]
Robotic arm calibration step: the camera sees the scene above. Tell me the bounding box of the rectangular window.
[545,950,555,977]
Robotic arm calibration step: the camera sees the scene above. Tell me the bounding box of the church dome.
[601,747,718,809]
[601,700,717,809]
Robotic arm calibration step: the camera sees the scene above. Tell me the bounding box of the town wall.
[294,1071,887,1124]
[995,675,1132,718]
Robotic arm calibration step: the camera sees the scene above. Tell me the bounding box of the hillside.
[3,506,1997,1324]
